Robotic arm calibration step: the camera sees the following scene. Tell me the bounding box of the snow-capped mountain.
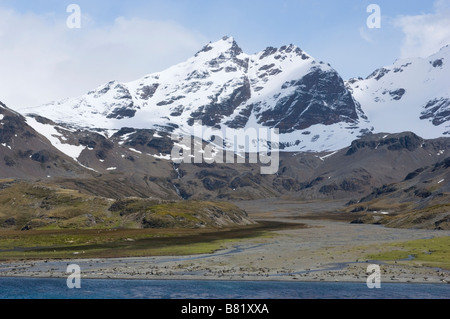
[347,45,450,138]
[22,36,370,152]
[3,37,450,203]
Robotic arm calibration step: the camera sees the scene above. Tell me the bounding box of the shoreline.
[0,263,448,285]
[1,273,449,285]
[0,241,448,285]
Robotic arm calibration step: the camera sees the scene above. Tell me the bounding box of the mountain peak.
[257,43,312,63]
[220,35,234,42]
[428,43,450,63]
[195,36,243,58]
[436,44,450,55]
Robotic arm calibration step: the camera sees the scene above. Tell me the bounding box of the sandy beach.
[0,200,449,285]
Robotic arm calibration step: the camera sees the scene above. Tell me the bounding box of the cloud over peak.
[0,7,206,109]
[395,0,450,59]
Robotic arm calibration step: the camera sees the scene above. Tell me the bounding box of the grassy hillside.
[0,179,273,260]
[0,179,255,231]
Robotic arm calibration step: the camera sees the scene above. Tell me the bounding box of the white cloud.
[0,7,207,109]
[395,0,450,59]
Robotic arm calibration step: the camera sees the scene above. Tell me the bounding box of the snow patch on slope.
[25,116,85,161]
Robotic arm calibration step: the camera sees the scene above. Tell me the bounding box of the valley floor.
[0,200,449,285]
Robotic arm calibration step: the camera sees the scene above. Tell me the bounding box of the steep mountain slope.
[3,101,448,203]
[22,36,371,153]
[344,156,450,230]
[0,102,89,179]
[271,132,450,200]
[347,45,450,138]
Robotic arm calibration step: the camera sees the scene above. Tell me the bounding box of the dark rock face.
[393,63,412,73]
[78,132,114,160]
[147,137,174,154]
[157,96,185,107]
[106,105,136,119]
[404,167,427,181]
[420,98,450,126]
[138,83,159,100]
[0,115,21,143]
[260,47,278,60]
[195,44,214,57]
[225,104,255,129]
[98,83,137,119]
[0,112,36,144]
[385,134,422,151]
[346,132,423,155]
[367,67,390,81]
[128,131,152,147]
[319,183,339,194]
[388,88,406,101]
[358,184,398,203]
[257,67,359,133]
[188,77,252,127]
[31,150,53,163]
[433,157,450,170]
[113,127,135,137]
[431,59,443,68]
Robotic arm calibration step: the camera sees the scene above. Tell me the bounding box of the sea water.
[0,277,448,299]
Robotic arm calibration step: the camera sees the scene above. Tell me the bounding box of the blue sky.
[1,0,449,108]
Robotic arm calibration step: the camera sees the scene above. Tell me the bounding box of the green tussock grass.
[0,221,298,261]
[0,181,252,231]
[366,236,450,270]
[0,181,116,230]
[0,228,199,260]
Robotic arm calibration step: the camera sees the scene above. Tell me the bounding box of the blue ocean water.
[0,277,448,299]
